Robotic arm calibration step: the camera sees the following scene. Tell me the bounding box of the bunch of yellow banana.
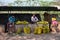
[34,27,42,34]
[37,21,44,24]
[16,21,29,24]
[43,26,50,33]
[37,21,48,24]
[45,26,50,33]
[44,21,48,24]
[34,27,38,34]
[16,28,22,34]
[23,21,29,24]
[16,21,23,24]
[24,27,31,34]
[37,27,42,34]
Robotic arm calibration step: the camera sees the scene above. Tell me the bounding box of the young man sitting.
[7,16,15,34]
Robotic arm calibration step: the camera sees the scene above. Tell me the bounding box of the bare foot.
[51,32,57,34]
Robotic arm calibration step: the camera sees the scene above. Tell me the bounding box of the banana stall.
[0,11,60,34]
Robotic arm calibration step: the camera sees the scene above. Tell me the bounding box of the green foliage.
[7,0,56,6]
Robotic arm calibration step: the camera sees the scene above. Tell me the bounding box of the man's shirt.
[31,16,38,22]
[9,16,15,23]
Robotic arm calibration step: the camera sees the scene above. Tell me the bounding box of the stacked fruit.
[37,21,50,34]
[15,20,22,24]
[15,20,50,34]
[34,26,42,34]
[16,28,22,34]
[37,21,48,24]
[15,20,29,24]
[42,26,50,33]
[23,21,29,24]
[24,27,31,34]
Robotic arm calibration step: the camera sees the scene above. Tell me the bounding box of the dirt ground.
[0,33,60,40]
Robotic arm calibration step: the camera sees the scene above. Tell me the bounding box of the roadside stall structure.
[0,7,60,34]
